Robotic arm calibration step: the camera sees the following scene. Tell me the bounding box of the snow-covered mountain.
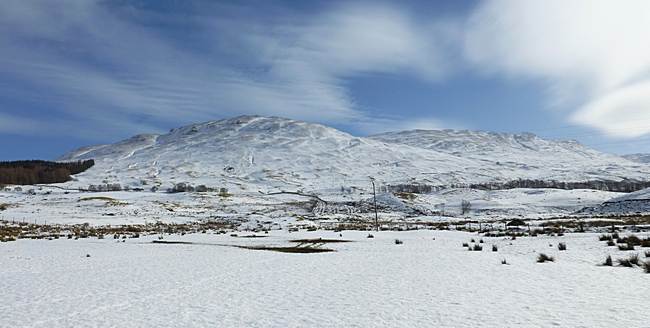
[60,115,650,192]
[622,153,650,163]
[369,129,649,184]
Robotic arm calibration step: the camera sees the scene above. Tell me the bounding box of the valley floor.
[2,230,649,327]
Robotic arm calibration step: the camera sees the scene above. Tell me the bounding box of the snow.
[2,230,648,327]
[576,187,650,216]
[0,187,625,227]
[4,115,650,326]
[623,153,650,163]
[57,116,650,194]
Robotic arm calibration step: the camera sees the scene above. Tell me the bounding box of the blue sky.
[2,0,650,160]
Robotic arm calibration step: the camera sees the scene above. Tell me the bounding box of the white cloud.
[464,0,650,137]
[0,1,455,140]
[571,80,650,138]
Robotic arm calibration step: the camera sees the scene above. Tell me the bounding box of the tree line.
[387,178,650,194]
[0,160,95,185]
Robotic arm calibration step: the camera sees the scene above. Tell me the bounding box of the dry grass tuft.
[537,253,554,263]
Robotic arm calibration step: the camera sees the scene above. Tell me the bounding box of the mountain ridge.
[59,115,650,192]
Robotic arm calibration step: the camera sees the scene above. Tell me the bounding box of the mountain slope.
[59,116,650,192]
[622,153,650,163]
[370,129,649,184]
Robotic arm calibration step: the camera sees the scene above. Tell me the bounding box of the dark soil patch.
[152,240,194,245]
[289,238,352,243]
[237,245,335,253]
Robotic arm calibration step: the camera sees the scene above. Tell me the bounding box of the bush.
[625,235,642,246]
[472,244,483,251]
[645,251,650,258]
[641,237,650,247]
[599,234,613,241]
[617,254,640,267]
[607,240,616,247]
[603,255,613,266]
[367,234,374,238]
[479,239,484,244]
[558,242,567,251]
[644,261,650,274]
[394,239,403,245]
[501,259,507,265]
[492,244,498,252]
[537,253,554,263]
[618,244,635,251]
[462,242,469,247]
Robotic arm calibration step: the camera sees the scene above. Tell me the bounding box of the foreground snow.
[2,230,648,327]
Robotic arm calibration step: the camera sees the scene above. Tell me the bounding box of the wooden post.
[370,177,378,231]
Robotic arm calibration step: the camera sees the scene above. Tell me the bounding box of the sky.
[2,0,650,160]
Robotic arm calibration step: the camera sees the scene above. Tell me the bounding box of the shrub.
[479,239,484,244]
[617,254,640,267]
[218,188,231,198]
[618,244,635,251]
[537,253,554,263]
[492,244,498,252]
[645,251,650,258]
[470,238,475,243]
[603,255,613,266]
[558,242,567,251]
[501,259,507,265]
[599,234,612,241]
[367,234,374,238]
[641,238,650,248]
[473,244,483,251]
[394,239,403,245]
[462,242,469,247]
[626,235,642,246]
[607,240,616,247]
[644,261,650,274]
[612,232,619,240]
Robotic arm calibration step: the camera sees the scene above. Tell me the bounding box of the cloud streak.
[0,1,454,140]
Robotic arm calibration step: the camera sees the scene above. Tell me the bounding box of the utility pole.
[370,177,378,231]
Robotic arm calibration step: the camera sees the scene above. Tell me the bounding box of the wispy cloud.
[0,1,455,140]
[464,0,650,138]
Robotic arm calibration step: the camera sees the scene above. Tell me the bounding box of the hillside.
[623,153,650,163]
[59,116,650,193]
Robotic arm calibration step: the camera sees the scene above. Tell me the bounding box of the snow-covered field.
[4,115,650,327]
[0,187,628,227]
[2,230,648,327]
